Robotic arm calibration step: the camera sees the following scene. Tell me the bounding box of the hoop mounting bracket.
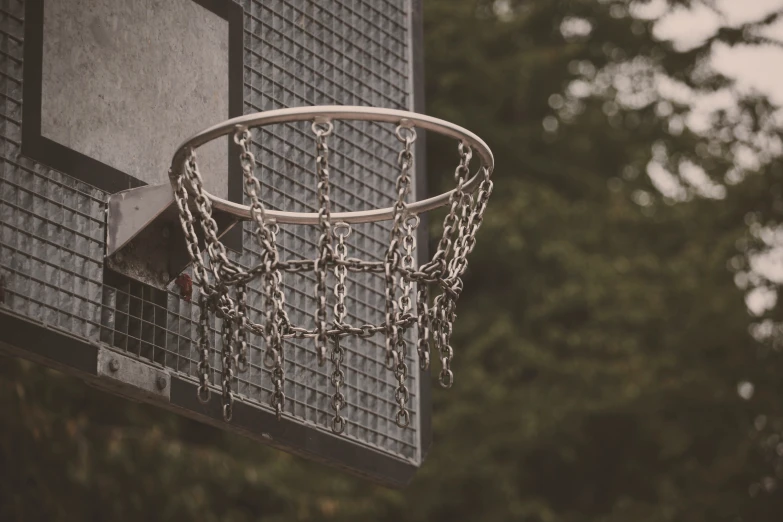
[105,183,238,289]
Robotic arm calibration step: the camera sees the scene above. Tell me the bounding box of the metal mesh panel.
[0,0,418,461]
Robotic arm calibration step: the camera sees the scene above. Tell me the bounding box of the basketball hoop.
[170,106,495,433]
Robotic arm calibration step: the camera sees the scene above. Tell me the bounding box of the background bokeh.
[4,0,783,520]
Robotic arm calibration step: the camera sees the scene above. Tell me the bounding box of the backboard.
[0,0,429,487]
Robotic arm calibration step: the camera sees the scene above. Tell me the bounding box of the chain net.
[173,120,493,432]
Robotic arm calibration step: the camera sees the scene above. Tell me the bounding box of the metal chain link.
[220,301,236,421]
[421,143,471,279]
[330,223,350,433]
[394,216,419,427]
[402,211,429,373]
[429,143,473,388]
[446,152,493,287]
[329,336,347,434]
[264,270,286,420]
[384,252,400,371]
[313,121,334,368]
[387,124,416,428]
[172,117,494,433]
[456,166,494,267]
[432,294,456,388]
[281,315,417,340]
[183,151,239,283]
[333,223,350,329]
[216,305,417,341]
[218,257,389,288]
[441,164,494,389]
[384,125,416,371]
[235,126,290,420]
[234,127,280,268]
[394,217,418,428]
[416,284,430,371]
[173,168,211,293]
[448,191,475,280]
[267,225,293,337]
[236,283,249,373]
[399,216,418,316]
[196,292,212,403]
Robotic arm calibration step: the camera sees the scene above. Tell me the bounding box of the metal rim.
[170,105,494,225]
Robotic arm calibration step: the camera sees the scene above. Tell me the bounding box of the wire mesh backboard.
[0,0,428,487]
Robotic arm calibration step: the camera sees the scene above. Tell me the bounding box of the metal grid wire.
[0,0,418,459]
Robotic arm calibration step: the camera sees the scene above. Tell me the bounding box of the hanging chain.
[451,165,494,280]
[233,126,290,420]
[399,216,418,317]
[422,143,471,278]
[385,124,416,369]
[416,283,430,371]
[431,295,456,388]
[183,151,238,283]
[333,223,350,329]
[176,154,238,411]
[384,251,400,371]
[448,190,475,280]
[220,300,236,421]
[173,162,210,294]
[196,292,212,403]
[330,223,350,433]
[394,215,418,428]
[387,124,416,428]
[171,117,493,433]
[264,269,286,420]
[313,121,335,367]
[429,142,473,388]
[236,283,249,373]
[408,203,429,374]
[330,338,347,434]
[234,128,280,267]
[260,223,286,420]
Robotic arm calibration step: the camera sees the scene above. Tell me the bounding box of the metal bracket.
[105,183,238,289]
[96,347,170,402]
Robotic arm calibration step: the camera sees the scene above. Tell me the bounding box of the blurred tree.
[3,1,783,521]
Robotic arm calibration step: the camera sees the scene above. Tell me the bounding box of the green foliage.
[3,1,783,520]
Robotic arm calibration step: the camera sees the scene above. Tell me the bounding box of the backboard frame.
[0,0,430,488]
[21,0,245,249]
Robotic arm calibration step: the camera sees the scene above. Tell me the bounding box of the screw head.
[109,358,120,372]
[156,376,167,390]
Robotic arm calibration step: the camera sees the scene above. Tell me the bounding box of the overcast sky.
[649,0,783,104]
[632,0,783,316]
